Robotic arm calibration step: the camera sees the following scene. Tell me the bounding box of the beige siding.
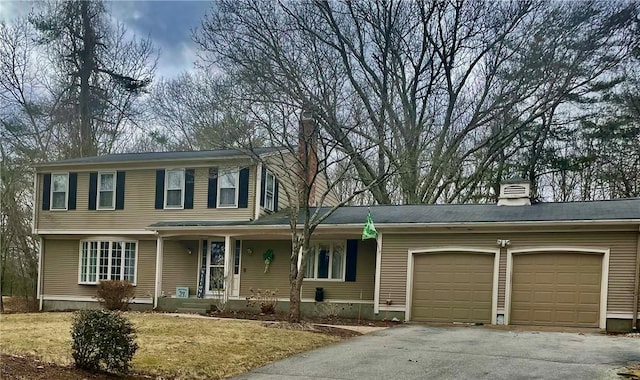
[37,165,256,231]
[240,239,376,301]
[42,238,156,299]
[302,240,376,301]
[314,172,340,207]
[161,240,199,297]
[381,231,638,314]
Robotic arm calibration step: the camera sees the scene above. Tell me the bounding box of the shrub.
[71,310,138,374]
[246,288,278,314]
[96,280,134,311]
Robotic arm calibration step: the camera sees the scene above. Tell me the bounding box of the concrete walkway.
[233,325,640,380]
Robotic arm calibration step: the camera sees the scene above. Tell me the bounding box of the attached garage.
[507,249,607,328]
[409,249,499,324]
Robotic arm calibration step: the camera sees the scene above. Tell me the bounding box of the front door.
[206,241,225,296]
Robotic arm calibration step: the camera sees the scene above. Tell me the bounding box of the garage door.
[510,252,601,327]
[412,252,494,323]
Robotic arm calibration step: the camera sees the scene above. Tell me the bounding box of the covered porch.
[150,225,379,317]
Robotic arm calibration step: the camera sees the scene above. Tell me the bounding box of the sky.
[0,0,211,79]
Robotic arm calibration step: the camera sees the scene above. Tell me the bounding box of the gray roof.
[37,147,283,167]
[148,198,640,228]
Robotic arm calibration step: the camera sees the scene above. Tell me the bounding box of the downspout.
[632,228,640,331]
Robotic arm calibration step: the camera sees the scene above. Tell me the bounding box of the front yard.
[0,312,341,379]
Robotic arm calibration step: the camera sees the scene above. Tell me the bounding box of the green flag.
[362,209,378,240]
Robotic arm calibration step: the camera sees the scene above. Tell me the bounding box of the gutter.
[633,227,640,331]
[146,219,640,232]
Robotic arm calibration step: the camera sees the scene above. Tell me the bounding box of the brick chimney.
[497,178,531,206]
[298,105,318,206]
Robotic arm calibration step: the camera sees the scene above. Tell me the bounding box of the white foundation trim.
[606,313,640,319]
[42,295,153,304]
[405,247,500,324]
[378,305,406,312]
[373,232,383,314]
[505,247,610,330]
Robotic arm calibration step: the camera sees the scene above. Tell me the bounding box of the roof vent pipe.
[497,178,531,206]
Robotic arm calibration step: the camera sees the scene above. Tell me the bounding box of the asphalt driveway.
[234,325,640,380]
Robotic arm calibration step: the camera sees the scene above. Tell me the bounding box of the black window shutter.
[155,169,165,209]
[345,239,358,282]
[207,167,218,208]
[115,171,126,210]
[238,167,250,208]
[273,180,279,211]
[184,169,195,209]
[68,173,78,210]
[42,173,51,211]
[260,166,266,207]
[88,172,98,210]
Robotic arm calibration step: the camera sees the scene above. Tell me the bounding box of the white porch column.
[154,235,164,309]
[37,236,44,311]
[224,235,232,302]
[373,232,383,314]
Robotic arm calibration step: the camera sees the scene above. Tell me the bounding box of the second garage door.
[510,252,602,327]
[412,252,494,323]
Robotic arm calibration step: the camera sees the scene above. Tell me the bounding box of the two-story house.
[34,148,640,331]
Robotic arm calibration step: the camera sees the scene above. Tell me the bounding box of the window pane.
[220,171,236,188]
[89,242,98,282]
[99,242,109,280]
[234,240,241,275]
[52,192,66,209]
[166,189,182,206]
[305,250,315,278]
[99,173,114,191]
[266,173,275,192]
[210,243,225,266]
[209,267,224,291]
[52,174,67,192]
[111,242,122,280]
[99,191,113,208]
[317,245,330,279]
[219,188,236,206]
[124,242,136,282]
[167,170,183,189]
[81,242,88,282]
[332,243,344,279]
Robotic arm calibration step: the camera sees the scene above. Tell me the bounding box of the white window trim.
[304,241,347,282]
[264,170,276,211]
[50,172,69,211]
[164,168,185,209]
[97,171,116,210]
[77,238,138,286]
[217,167,240,208]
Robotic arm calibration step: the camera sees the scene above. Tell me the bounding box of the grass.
[0,312,340,379]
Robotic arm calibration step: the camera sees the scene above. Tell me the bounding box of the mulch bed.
[0,354,152,380]
[211,309,401,327]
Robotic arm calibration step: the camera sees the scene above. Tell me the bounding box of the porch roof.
[147,198,640,229]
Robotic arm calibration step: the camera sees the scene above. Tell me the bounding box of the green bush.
[96,280,134,311]
[71,310,138,374]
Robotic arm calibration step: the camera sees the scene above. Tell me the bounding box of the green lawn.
[0,312,340,379]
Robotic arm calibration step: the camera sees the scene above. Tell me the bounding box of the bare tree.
[196,0,636,205]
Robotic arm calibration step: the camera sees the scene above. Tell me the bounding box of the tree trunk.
[289,279,302,322]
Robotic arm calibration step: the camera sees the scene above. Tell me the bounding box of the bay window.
[79,239,137,284]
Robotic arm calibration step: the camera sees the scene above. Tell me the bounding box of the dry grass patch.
[0,312,340,379]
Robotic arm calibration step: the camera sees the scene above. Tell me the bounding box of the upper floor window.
[165,169,185,208]
[265,170,276,211]
[97,172,115,210]
[79,239,137,285]
[50,173,68,210]
[218,168,238,207]
[305,242,346,281]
